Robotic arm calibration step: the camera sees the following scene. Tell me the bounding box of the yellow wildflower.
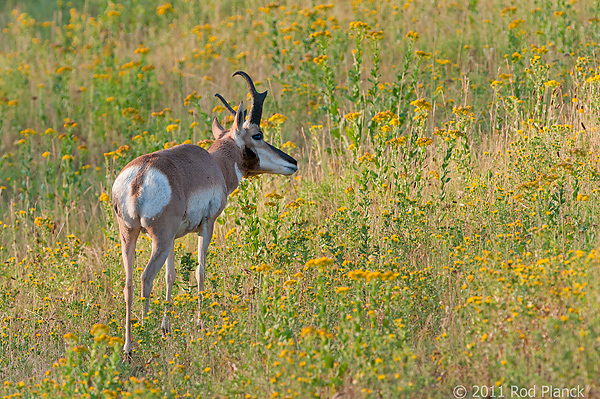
[313,55,328,65]
[345,112,361,121]
[348,269,366,280]
[305,257,333,270]
[310,30,332,39]
[410,99,432,111]
[56,66,73,74]
[134,44,150,55]
[91,324,109,337]
[157,3,174,16]
[371,111,396,123]
[508,18,524,29]
[268,113,288,124]
[406,31,419,40]
[349,21,371,31]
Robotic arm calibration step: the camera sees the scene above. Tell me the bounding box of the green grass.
[1,0,600,398]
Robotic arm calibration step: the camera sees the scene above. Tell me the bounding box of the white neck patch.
[234,163,243,183]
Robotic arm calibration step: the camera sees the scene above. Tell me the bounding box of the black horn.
[232,71,267,126]
[214,93,248,121]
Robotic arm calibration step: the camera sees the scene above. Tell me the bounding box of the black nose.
[269,143,298,166]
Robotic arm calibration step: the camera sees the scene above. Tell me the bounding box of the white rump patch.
[138,168,172,224]
[112,165,141,228]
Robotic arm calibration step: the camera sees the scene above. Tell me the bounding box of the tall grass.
[1,0,600,398]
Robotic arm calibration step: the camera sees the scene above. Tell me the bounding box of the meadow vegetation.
[1,0,600,397]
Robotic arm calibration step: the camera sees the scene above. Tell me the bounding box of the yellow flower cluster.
[268,113,288,125]
[313,55,328,65]
[265,192,284,200]
[300,326,333,339]
[405,30,419,40]
[20,128,36,137]
[122,107,143,122]
[371,110,396,124]
[304,256,333,270]
[157,3,174,16]
[104,145,131,159]
[56,66,73,74]
[585,75,600,84]
[344,112,361,122]
[134,44,150,55]
[348,269,399,281]
[508,18,524,29]
[349,21,371,31]
[416,137,433,147]
[415,50,432,59]
[224,227,236,240]
[385,136,407,147]
[166,124,179,132]
[410,99,432,111]
[285,198,306,209]
[310,30,332,39]
[151,108,171,117]
[358,152,376,163]
[121,61,140,70]
[184,91,200,106]
[89,324,123,346]
[452,105,472,116]
[368,31,383,40]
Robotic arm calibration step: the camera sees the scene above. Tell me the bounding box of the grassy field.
[1,0,600,397]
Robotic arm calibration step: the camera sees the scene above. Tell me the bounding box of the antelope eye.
[252,132,263,140]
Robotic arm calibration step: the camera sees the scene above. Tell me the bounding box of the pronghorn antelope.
[112,71,298,355]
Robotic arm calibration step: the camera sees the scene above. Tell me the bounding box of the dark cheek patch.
[242,146,259,171]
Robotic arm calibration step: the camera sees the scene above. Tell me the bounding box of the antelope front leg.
[196,218,215,325]
[161,243,176,334]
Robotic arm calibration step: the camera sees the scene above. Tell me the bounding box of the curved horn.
[214,93,247,120]
[232,71,267,126]
[214,93,236,117]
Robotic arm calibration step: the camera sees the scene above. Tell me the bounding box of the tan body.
[112,72,297,355]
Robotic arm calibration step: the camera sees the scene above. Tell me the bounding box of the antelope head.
[212,71,298,177]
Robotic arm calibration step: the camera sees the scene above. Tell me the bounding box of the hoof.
[161,318,171,335]
[123,351,133,364]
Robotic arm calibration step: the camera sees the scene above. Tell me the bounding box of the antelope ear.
[212,117,225,140]
[231,101,245,135]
